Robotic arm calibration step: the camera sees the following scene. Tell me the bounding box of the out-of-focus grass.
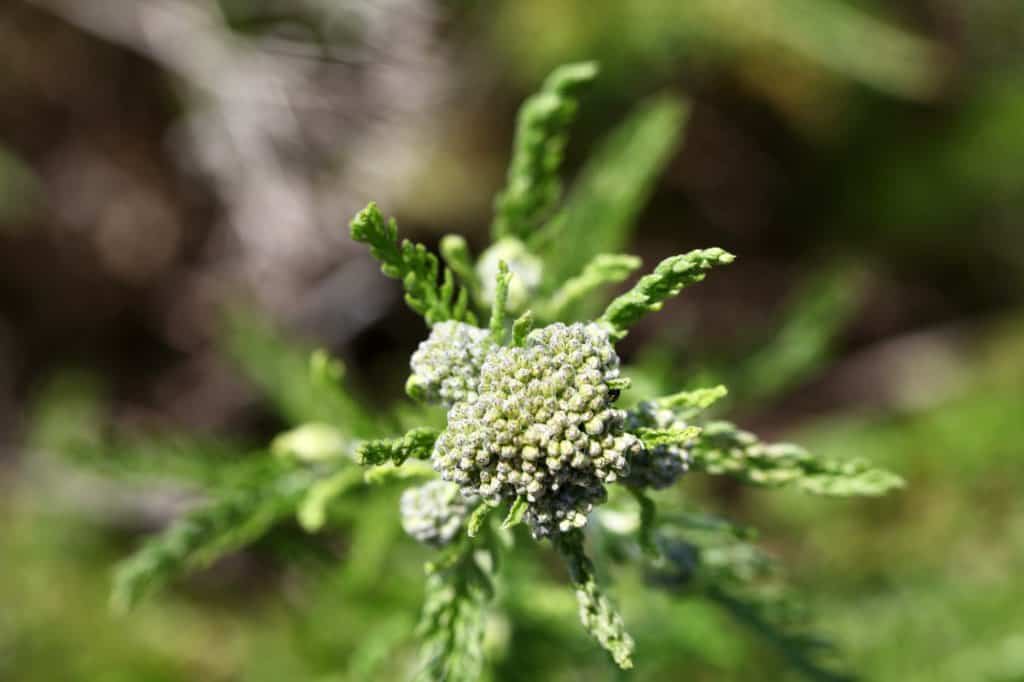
[487,0,944,101]
[744,317,1024,681]
[0,486,310,681]
[10,315,1024,681]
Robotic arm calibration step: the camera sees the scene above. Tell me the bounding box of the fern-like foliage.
[111,462,315,611]
[489,261,513,342]
[655,384,730,412]
[600,249,736,341]
[29,372,264,489]
[727,266,866,404]
[553,530,635,669]
[491,61,598,242]
[439,234,479,298]
[692,421,905,496]
[511,310,534,347]
[351,203,477,326]
[636,424,702,449]
[536,95,689,285]
[32,59,912,682]
[415,542,496,682]
[222,309,380,436]
[647,521,854,682]
[356,428,440,466]
[539,253,641,321]
[298,465,366,531]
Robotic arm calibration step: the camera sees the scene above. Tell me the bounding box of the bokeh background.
[2,1,1023,680]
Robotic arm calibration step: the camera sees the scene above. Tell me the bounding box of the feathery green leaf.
[511,310,534,346]
[656,384,729,412]
[650,531,853,682]
[439,234,479,297]
[222,309,379,436]
[600,248,735,341]
[489,261,512,343]
[350,203,477,326]
[298,465,365,531]
[467,504,493,539]
[692,421,905,496]
[536,95,689,284]
[540,253,642,321]
[492,61,598,242]
[111,465,311,611]
[637,425,702,449]
[356,428,439,467]
[502,497,529,530]
[416,544,496,682]
[554,530,634,669]
[626,487,659,557]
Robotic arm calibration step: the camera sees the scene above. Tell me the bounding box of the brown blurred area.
[0,0,1020,458]
[0,0,459,438]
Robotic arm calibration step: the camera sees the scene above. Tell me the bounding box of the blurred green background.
[1,1,1023,680]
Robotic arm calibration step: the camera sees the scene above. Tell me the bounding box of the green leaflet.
[111,464,313,612]
[439,234,479,297]
[415,543,496,682]
[511,310,534,346]
[637,425,702,449]
[221,309,379,436]
[554,531,634,669]
[656,384,729,411]
[467,504,493,539]
[350,203,478,326]
[536,95,689,286]
[539,253,642,321]
[692,421,905,496]
[298,465,365,531]
[600,248,736,341]
[626,487,659,557]
[649,529,853,682]
[356,428,440,466]
[491,61,598,242]
[489,261,513,343]
[501,497,529,530]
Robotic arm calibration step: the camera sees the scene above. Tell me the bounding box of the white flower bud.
[399,480,475,547]
[408,321,494,408]
[624,402,691,489]
[432,322,639,538]
[476,238,543,312]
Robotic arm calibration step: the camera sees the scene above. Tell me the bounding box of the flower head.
[432,322,639,538]
[408,321,494,408]
[400,480,474,547]
[624,402,691,489]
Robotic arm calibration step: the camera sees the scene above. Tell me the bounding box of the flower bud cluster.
[399,480,474,547]
[432,322,640,538]
[476,237,543,312]
[624,402,691,489]
[408,321,494,408]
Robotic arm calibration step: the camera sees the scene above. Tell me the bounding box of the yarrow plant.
[44,62,904,680]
